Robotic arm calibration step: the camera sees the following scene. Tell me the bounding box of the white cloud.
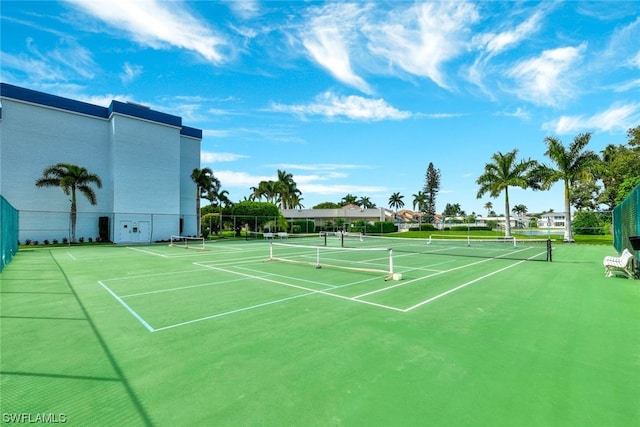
[223,0,260,20]
[270,91,411,121]
[604,16,640,68]
[364,2,479,89]
[302,3,372,94]
[474,9,545,58]
[270,163,372,172]
[201,152,248,163]
[300,183,387,196]
[506,44,586,107]
[120,62,143,83]
[215,170,273,189]
[2,37,97,82]
[495,107,530,120]
[542,103,640,134]
[614,78,640,92]
[468,6,548,96]
[65,0,230,64]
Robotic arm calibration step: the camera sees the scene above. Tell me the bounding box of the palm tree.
[341,194,358,206]
[388,192,405,221]
[191,167,215,237]
[358,196,376,209]
[511,204,528,227]
[251,180,279,204]
[536,133,600,241]
[412,191,427,212]
[476,149,538,238]
[276,169,302,209]
[412,191,428,226]
[35,163,102,242]
[483,201,493,217]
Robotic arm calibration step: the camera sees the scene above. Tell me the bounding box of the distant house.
[0,83,202,244]
[537,213,567,229]
[281,206,394,231]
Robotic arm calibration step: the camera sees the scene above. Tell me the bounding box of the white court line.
[354,256,498,299]
[66,252,76,260]
[152,291,318,332]
[194,262,404,312]
[235,264,389,291]
[234,265,338,289]
[98,280,155,332]
[403,260,526,312]
[127,246,169,258]
[120,276,251,298]
[103,268,210,282]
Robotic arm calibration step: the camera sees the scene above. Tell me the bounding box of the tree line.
[35,126,638,242]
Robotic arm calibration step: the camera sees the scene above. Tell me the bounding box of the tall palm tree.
[388,192,405,220]
[476,149,538,238]
[536,133,600,241]
[191,167,215,237]
[35,163,102,242]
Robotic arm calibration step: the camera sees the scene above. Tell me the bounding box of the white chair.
[603,248,636,279]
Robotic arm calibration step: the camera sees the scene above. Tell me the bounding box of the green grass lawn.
[1,241,637,426]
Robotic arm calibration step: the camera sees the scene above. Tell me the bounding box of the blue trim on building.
[0,83,201,137]
[1,83,108,118]
[109,100,182,127]
[180,125,202,138]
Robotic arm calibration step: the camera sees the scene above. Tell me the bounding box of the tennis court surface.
[1,238,638,426]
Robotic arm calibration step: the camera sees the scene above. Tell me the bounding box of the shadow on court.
[0,250,153,426]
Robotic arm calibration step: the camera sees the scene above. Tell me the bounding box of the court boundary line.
[403,259,527,312]
[97,249,535,333]
[97,280,155,332]
[194,262,405,313]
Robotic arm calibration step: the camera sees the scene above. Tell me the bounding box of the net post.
[269,241,273,260]
[547,239,552,262]
[513,236,517,248]
[316,247,321,268]
[389,248,393,275]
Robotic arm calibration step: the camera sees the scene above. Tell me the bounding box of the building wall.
[0,83,202,244]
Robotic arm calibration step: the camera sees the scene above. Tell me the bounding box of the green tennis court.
[1,238,638,426]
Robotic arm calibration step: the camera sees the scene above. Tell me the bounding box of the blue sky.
[2,1,639,215]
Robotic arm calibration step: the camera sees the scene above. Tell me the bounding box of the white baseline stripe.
[121,276,251,298]
[153,291,318,332]
[127,246,169,258]
[194,262,404,312]
[354,257,497,299]
[403,260,526,312]
[98,280,155,332]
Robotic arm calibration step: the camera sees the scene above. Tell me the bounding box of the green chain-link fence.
[1,195,19,271]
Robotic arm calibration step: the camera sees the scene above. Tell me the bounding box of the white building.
[281,205,394,230]
[537,213,567,229]
[0,83,202,244]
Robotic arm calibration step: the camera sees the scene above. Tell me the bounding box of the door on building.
[119,221,151,243]
[119,221,133,242]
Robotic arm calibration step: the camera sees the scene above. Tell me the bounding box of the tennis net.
[169,235,206,250]
[268,241,395,279]
[341,233,552,262]
[247,231,327,246]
